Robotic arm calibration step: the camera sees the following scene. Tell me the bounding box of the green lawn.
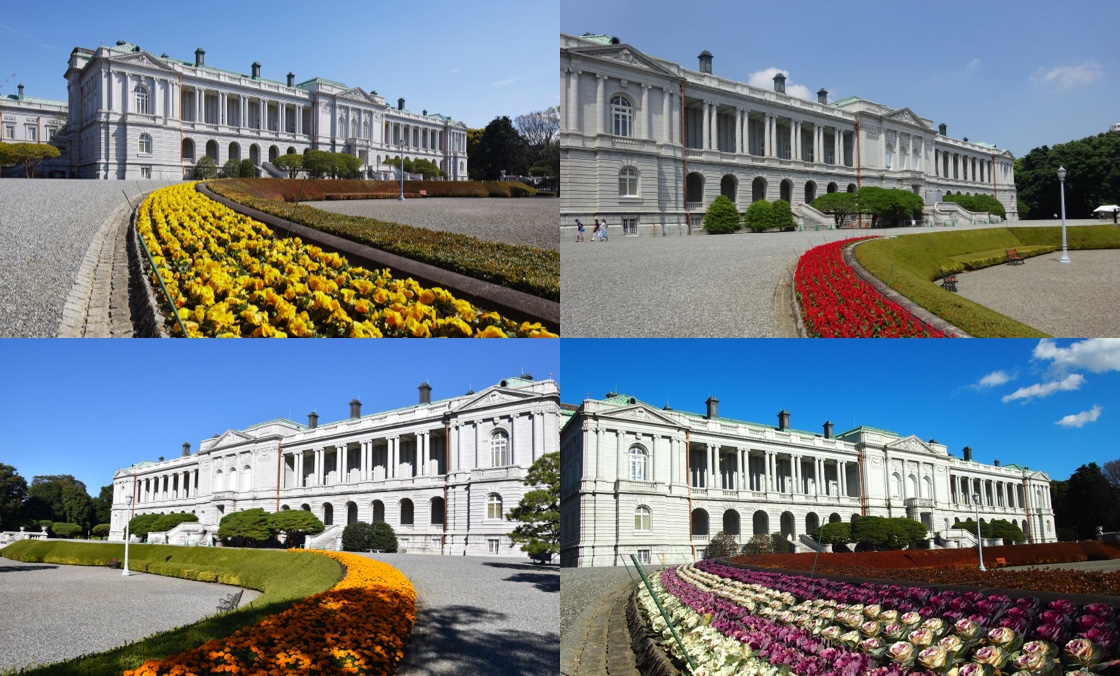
[1,541,340,676]
[853,225,1120,337]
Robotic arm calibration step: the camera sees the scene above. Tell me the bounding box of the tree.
[267,509,324,548]
[150,511,198,533]
[704,531,739,559]
[1054,463,1120,540]
[303,150,334,179]
[703,195,741,234]
[1103,459,1120,491]
[273,153,303,179]
[851,516,927,550]
[335,152,361,179]
[770,199,796,231]
[515,107,560,171]
[810,522,852,547]
[342,521,375,551]
[26,475,87,524]
[411,158,441,179]
[194,155,218,180]
[744,200,775,232]
[369,521,398,552]
[92,485,113,527]
[239,158,258,178]
[127,513,161,539]
[741,533,772,555]
[92,523,111,538]
[466,128,484,179]
[770,532,794,553]
[222,158,241,178]
[507,451,559,560]
[0,142,15,172]
[217,508,272,545]
[856,186,924,227]
[1016,133,1120,220]
[812,192,859,227]
[8,143,61,178]
[473,116,529,180]
[0,463,27,531]
[60,484,93,529]
[943,193,1006,219]
[51,522,82,539]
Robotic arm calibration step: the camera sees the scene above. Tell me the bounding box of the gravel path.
[363,554,559,675]
[0,555,260,672]
[0,179,175,337]
[560,566,639,638]
[1006,558,1120,572]
[560,219,1098,338]
[306,197,559,251]
[956,249,1120,337]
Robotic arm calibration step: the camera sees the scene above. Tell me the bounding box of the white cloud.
[747,67,814,102]
[1001,373,1086,403]
[1030,59,1103,90]
[976,370,1012,388]
[492,78,518,88]
[1033,338,1120,373]
[1055,404,1103,428]
[966,58,981,72]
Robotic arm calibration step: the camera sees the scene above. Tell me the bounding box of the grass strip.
[0,541,341,676]
[210,179,559,301]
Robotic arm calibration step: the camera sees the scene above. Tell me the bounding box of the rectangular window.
[623,217,638,235]
[25,126,36,141]
[3,125,12,139]
[637,549,651,564]
[487,538,500,554]
[140,167,152,179]
[431,537,441,550]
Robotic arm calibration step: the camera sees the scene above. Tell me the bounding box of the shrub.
[945,193,1007,219]
[771,199,796,231]
[217,508,272,546]
[482,181,513,197]
[92,523,111,537]
[127,513,160,538]
[704,531,740,559]
[703,195,742,234]
[194,156,218,180]
[369,521,398,552]
[507,182,538,197]
[342,521,375,551]
[770,532,794,554]
[744,199,775,232]
[741,533,772,555]
[150,512,199,533]
[851,515,927,550]
[266,510,325,547]
[810,522,852,547]
[239,158,258,178]
[222,159,241,179]
[51,522,82,539]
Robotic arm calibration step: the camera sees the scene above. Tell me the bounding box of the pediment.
[210,429,254,450]
[340,87,375,104]
[607,404,679,427]
[456,387,536,413]
[108,51,178,74]
[569,44,676,78]
[885,435,939,455]
[886,107,931,129]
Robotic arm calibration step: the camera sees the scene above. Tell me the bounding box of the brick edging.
[196,182,560,332]
[843,239,972,338]
[57,202,130,337]
[127,204,172,337]
[626,587,685,676]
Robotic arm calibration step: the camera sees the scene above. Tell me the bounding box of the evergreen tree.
[506,452,559,561]
[0,463,27,531]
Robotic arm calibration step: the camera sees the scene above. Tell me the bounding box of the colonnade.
[135,469,197,503]
[282,432,445,489]
[935,148,1000,184]
[948,473,1050,510]
[691,444,856,498]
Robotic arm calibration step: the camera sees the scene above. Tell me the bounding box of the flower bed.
[124,550,416,676]
[795,237,946,337]
[638,560,1120,676]
[735,542,1120,571]
[211,180,559,301]
[138,183,556,337]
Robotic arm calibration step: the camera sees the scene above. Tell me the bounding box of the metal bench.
[993,557,1008,568]
[1006,249,1025,265]
[217,589,244,613]
[939,266,958,293]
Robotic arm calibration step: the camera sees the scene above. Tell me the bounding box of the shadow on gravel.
[481,561,557,572]
[503,571,560,593]
[418,604,559,675]
[0,563,58,572]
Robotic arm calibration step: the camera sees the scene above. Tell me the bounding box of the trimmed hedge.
[209,181,559,301]
[215,178,540,202]
[949,244,1055,270]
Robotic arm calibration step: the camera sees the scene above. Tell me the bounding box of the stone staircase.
[305,524,344,550]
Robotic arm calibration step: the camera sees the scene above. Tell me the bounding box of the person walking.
[591,219,601,242]
[576,219,585,242]
[599,218,608,241]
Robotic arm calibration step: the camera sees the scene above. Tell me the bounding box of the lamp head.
[1057,166,1067,180]
[973,493,981,503]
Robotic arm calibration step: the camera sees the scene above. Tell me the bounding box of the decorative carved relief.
[600,48,653,71]
[864,125,880,140]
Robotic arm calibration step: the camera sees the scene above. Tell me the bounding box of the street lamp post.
[973,493,986,571]
[397,139,406,201]
[122,494,133,576]
[1058,166,1070,264]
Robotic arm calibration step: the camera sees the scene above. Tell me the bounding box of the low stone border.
[790,266,807,338]
[626,587,685,676]
[127,205,171,338]
[57,202,131,337]
[842,239,972,338]
[197,182,560,333]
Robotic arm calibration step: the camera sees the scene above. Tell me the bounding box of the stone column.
[738,448,746,491]
[640,84,650,141]
[765,451,773,491]
[743,109,751,154]
[340,443,349,483]
[711,102,719,150]
[839,461,847,497]
[701,101,710,150]
[594,75,606,136]
[661,88,671,144]
[421,432,430,476]
[314,448,323,485]
[390,437,399,479]
[734,107,742,154]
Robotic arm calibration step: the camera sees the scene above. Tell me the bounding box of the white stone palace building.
[61,41,469,180]
[0,84,69,177]
[109,376,560,557]
[560,33,1018,235]
[560,392,1055,567]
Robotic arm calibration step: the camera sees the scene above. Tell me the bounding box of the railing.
[904,497,934,508]
[611,136,643,147]
[685,201,703,211]
[684,148,703,157]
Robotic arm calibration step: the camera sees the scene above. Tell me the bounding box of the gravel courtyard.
[0,555,260,672]
[0,179,174,337]
[305,197,559,251]
[363,553,558,675]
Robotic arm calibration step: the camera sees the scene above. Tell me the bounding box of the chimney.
[398,97,405,111]
[182,442,191,457]
[419,382,432,404]
[994,459,1000,467]
[287,72,295,87]
[159,456,164,462]
[963,446,973,462]
[698,50,713,74]
[773,73,786,94]
[778,409,790,431]
[705,395,719,419]
[817,88,828,105]
[349,398,362,419]
[194,48,205,67]
[938,123,947,136]
[308,411,318,429]
[422,109,427,116]
[251,62,261,79]
[17,84,24,99]
[823,421,833,439]
[963,137,969,143]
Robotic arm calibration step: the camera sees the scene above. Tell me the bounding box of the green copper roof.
[296,77,350,90]
[1,94,66,107]
[578,33,616,45]
[243,418,304,432]
[835,425,900,440]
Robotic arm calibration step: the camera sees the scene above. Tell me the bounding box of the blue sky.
[561,0,1119,157]
[0,340,559,494]
[0,0,558,128]
[560,339,1120,482]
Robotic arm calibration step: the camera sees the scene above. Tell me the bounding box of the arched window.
[691,508,709,536]
[486,494,503,519]
[134,85,149,114]
[885,144,894,169]
[628,445,647,481]
[138,133,152,155]
[490,429,510,467]
[213,469,223,492]
[346,502,358,525]
[907,474,917,499]
[338,115,346,137]
[241,466,251,492]
[430,497,445,525]
[400,499,414,526]
[922,476,932,499]
[634,505,651,531]
[372,500,385,522]
[610,95,632,137]
[323,503,334,526]
[619,166,638,197]
[890,472,901,498]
